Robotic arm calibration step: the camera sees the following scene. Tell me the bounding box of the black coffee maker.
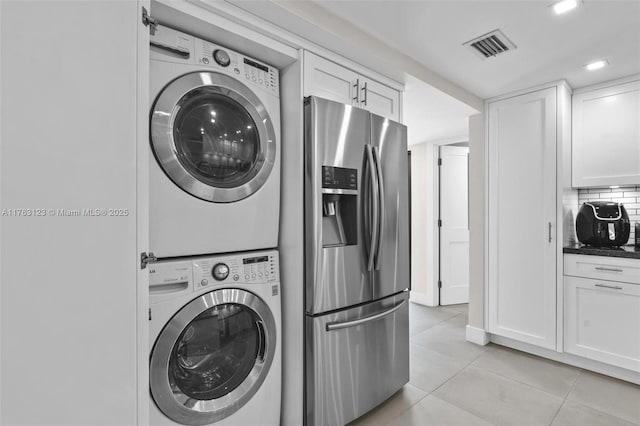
[576,201,630,247]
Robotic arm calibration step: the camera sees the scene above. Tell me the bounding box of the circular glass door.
[151,72,277,203]
[150,289,276,426]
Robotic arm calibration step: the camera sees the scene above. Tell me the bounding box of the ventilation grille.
[464,29,516,59]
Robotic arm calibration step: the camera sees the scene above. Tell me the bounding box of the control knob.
[213,49,231,67]
[212,263,230,281]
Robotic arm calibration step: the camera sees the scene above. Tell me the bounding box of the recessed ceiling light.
[586,59,609,71]
[553,0,579,15]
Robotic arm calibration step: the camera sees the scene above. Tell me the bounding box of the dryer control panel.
[192,249,279,290]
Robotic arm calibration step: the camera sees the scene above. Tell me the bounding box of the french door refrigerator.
[304,96,410,426]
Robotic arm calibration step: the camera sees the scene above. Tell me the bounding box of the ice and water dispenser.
[322,166,358,247]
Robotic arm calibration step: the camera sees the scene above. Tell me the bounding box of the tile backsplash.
[577,186,640,245]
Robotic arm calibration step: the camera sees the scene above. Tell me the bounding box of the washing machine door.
[151,71,277,203]
[150,289,276,425]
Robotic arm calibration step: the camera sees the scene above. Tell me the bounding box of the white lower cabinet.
[564,256,640,372]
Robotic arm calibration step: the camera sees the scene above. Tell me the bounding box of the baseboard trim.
[409,291,434,307]
[490,335,640,385]
[466,325,490,346]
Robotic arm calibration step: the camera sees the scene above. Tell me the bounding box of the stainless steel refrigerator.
[304,96,410,426]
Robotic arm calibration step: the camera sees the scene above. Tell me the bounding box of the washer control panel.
[193,250,279,289]
[195,39,279,96]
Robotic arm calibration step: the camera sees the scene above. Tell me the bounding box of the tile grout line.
[421,350,499,426]
[561,369,640,426]
[468,349,582,403]
[547,368,582,425]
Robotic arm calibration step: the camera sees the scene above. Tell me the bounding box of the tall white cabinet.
[487,84,570,350]
[0,2,149,424]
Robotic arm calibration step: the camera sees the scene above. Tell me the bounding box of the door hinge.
[438,280,442,288]
[141,252,157,269]
[149,308,152,321]
[438,158,442,166]
[142,6,158,35]
[438,219,442,227]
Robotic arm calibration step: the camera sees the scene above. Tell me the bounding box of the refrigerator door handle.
[372,146,385,270]
[325,299,406,332]
[365,145,380,271]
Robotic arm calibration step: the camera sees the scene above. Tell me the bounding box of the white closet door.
[488,87,558,350]
[439,146,470,306]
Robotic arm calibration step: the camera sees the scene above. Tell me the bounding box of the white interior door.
[439,145,470,306]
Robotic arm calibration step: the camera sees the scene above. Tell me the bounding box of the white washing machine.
[149,25,281,258]
[149,249,281,426]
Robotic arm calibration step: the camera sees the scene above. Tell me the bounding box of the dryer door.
[151,71,277,203]
[150,289,276,425]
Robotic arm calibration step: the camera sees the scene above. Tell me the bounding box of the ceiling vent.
[463,29,517,59]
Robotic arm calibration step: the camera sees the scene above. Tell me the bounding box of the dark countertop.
[564,244,640,259]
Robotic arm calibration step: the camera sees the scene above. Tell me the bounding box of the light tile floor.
[348,302,640,426]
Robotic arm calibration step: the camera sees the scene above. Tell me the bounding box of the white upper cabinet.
[572,77,640,187]
[487,85,567,350]
[303,51,401,121]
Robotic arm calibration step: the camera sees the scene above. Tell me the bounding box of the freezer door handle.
[372,146,385,270]
[326,299,406,332]
[366,145,380,271]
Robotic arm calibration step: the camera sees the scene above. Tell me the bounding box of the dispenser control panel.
[322,166,357,190]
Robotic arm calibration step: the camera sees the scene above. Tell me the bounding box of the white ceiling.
[311,0,640,99]
[227,0,640,144]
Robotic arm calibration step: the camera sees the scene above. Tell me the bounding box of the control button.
[245,73,250,79]
[252,274,256,278]
[252,76,257,82]
[201,279,208,286]
[245,274,250,280]
[202,57,209,64]
[233,274,240,281]
[234,68,240,74]
[265,271,269,277]
[213,49,231,67]
[212,263,230,281]
[258,272,263,277]
[259,79,263,84]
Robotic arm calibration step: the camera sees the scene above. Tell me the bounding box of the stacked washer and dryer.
[147,25,282,426]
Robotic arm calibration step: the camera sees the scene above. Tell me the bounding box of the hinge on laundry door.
[141,252,157,269]
[141,6,158,35]
[438,280,442,289]
[438,158,442,166]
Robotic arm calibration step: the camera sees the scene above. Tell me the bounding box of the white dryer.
[149,250,281,426]
[149,25,280,258]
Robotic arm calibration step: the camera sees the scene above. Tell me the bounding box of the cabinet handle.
[362,81,367,106]
[594,267,623,272]
[353,78,360,103]
[595,283,623,290]
[548,222,552,243]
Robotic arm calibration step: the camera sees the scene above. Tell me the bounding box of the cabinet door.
[0,1,144,424]
[573,80,640,187]
[303,51,355,106]
[488,87,558,350]
[360,77,400,121]
[565,276,640,372]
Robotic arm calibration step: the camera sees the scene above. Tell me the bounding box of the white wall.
[468,114,485,329]
[410,144,432,303]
